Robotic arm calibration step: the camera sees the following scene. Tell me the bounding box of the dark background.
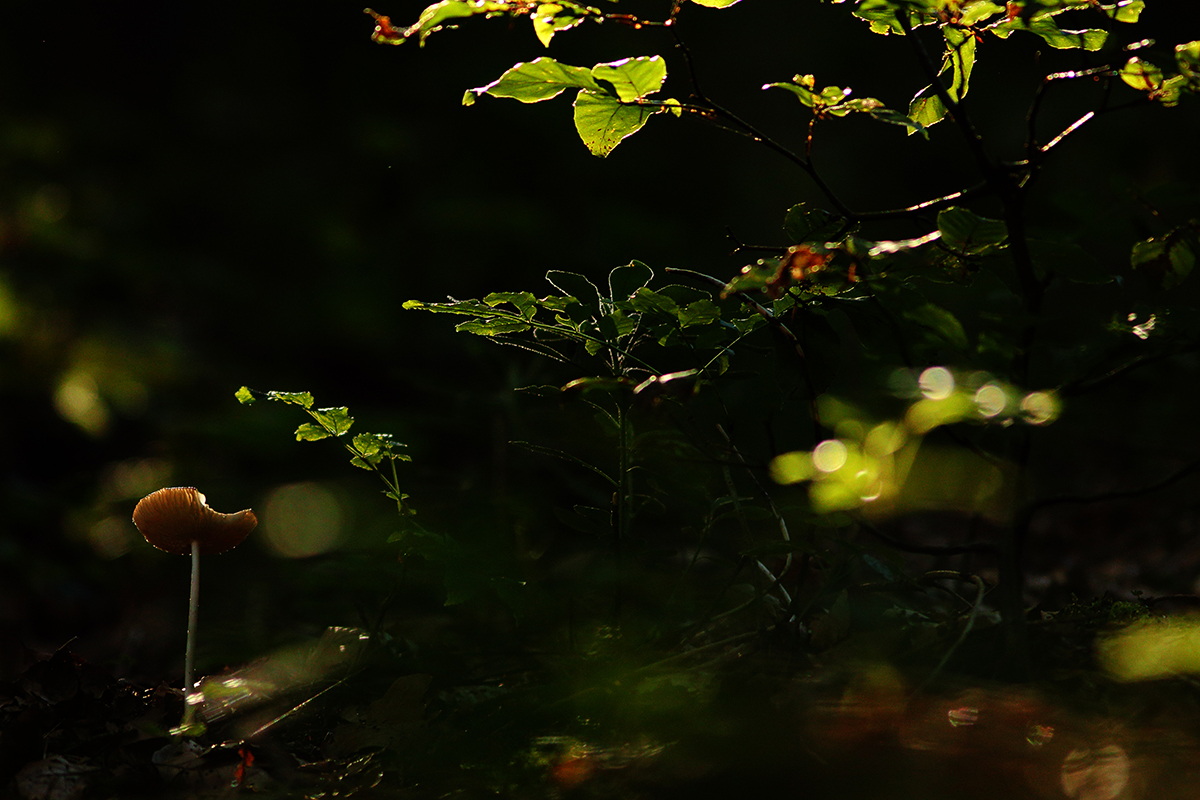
[2,1,1198,685]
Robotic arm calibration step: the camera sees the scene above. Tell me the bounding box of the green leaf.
[853,0,934,34]
[907,26,975,131]
[609,261,654,300]
[573,91,656,157]
[995,14,1107,50]
[904,303,970,351]
[1119,57,1164,92]
[937,207,1008,253]
[546,270,602,317]
[456,318,532,336]
[394,1,510,46]
[235,386,257,405]
[866,106,928,137]
[484,291,539,319]
[961,1,1005,25]
[531,2,593,47]
[679,299,721,327]
[1099,0,1144,23]
[630,287,681,319]
[352,432,406,463]
[312,407,354,436]
[943,27,976,103]
[590,56,667,103]
[1177,40,1200,81]
[296,423,332,442]
[268,391,315,409]
[467,57,600,104]
[763,79,818,108]
[783,204,842,243]
[1132,223,1200,289]
[909,90,948,131]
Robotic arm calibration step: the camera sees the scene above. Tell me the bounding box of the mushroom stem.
[182,540,200,727]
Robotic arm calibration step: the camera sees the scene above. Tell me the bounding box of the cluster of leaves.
[348,0,1200,661]
[233,387,532,606]
[234,387,415,515]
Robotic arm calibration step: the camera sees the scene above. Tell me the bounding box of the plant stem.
[182,540,200,727]
[613,400,633,620]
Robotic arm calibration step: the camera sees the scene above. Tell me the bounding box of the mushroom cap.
[133,487,257,556]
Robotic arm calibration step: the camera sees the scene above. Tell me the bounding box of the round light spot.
[918,367,955,400]
[262,482,345,558]
[812,439,848,473]
[54,370,110,436]
[974,383,1008,418]
[1020,392,1060,425]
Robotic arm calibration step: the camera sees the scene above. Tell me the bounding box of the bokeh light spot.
[1020,391,1060,425]
[88,516,136,559]
[812,439,848,473]
[974,383,1008,418]
[918,367,955,400]
[54,370,110,436]
[262,482,345,558]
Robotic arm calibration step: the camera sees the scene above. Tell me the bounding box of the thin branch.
[668,24,855,218]
[858,518,1002,557]
[1028,457,1200,515]
[851,181,991,222]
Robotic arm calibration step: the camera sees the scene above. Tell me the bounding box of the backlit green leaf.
[938,207,1008,253]
[630,287,681,318]
[609,261,654,300]
[1100,0,1144,23]
[546,271,602,316]
[531,2,593,47]
[484,291,539,319]
[679,299,721,327]
[296,423,332,442]
[573,90,656,157]
[1177,40,1200,81]
[467,57,600,104]
[397,1,510,46]
[763,80,818,108]
[312,407,354,436]
[1119,57,1164,92]
[268,391,315,409]
[456,318,533,335]
[852,0,934,34]
[590,56,667,103]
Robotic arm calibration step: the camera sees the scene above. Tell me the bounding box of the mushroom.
[133,487,257,733]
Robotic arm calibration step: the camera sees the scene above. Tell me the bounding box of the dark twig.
[1027,458,1200,515]
[668,24,855,218]
[857,518,1002,558]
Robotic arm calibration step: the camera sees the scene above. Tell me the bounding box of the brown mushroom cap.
[133,487,257,556]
